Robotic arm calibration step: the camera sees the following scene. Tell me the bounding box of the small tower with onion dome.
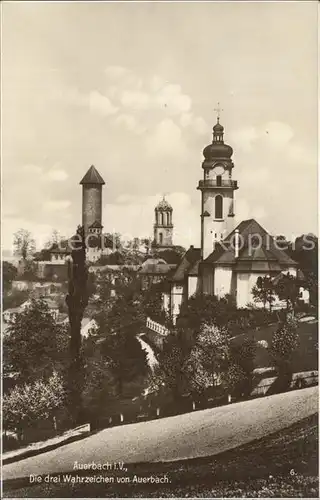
[153,196,173,247]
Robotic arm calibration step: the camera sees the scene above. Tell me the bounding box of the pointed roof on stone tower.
[80,165,105,185]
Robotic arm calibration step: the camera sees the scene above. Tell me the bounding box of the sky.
[2,1,318,254]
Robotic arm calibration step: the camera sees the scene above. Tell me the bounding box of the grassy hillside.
[4,413,318,498]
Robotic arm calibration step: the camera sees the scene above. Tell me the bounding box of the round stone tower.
[80,165,105,236]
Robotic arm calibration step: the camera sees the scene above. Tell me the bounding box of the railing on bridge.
[146,317,170,337]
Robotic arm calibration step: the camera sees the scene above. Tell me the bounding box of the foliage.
[92,268,150,396]
[82,338,117,418]
[270,317,299,377]
[13,229,36,259]
[274,272,300,311]
[33,248,52,261]
[65,225,88,425]
[2,261,17,292]
[148,332,188,400]
[221,363,248,396]
[4,298,69,383]
[252,276,276,311]
[3,371,65,437]
[153,247,186,264]
[101,333,148,396]
[20,259,38,281]
[184,324,231,395]
[96,250,125,266]
[177,294,237,334]
[290,234,318,306]
[3,289,29,311]
[231,337,256,376]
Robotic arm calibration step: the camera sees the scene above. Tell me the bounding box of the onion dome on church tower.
[203,118,233,161]
[156,197,173,212]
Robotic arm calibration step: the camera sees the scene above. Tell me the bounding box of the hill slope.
[3,386,318,482]
[4,413,318,497]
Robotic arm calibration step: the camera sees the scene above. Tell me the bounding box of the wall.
[202,190,235,259]
[154,225,173,246]
[11,280,30,291]
[236,273,250,308]
[237,272,271,308]
[162,292,170,315]
[171,284,184,324]
[202,266,214,295]
[188,276,198,298]
[214,266,233,297]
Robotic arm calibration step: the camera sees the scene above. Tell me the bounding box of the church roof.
[156,197,173,211]
[80,165,105,185]
[204,219,297,268]
[170,246,201,282]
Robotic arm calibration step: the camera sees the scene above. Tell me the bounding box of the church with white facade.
[163,115,299,321]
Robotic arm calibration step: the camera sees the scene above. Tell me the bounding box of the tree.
[177,294,237,334]
[93,271,148,396]
[82,338,117,422]
[65,225,88,425]
[229,337,257,396]
[252,276,276,311]
[96,250,126,266]
[230,337,256,376]
[3,289,29,311]
[4,298,69,383]
[153,247,186,265]
[46,229,65,249]
[274,273,300,312]
[13,229,36,260]
[101,333,147,396]
[291,234,318,306]
[270,317,299,386]
[20,259,38,281]
[184,324,231,396]
[221,363,248,397]
[3,371,65,440]
[33,248,52,262]
[2,261,17,292]
[149,332,189,403]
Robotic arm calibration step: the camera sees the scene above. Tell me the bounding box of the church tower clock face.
[213,164,224,175]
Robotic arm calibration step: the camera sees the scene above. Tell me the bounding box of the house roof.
[80,165,105,185]
[204,219,297,268]
[170,246,201,282]
[138,258,172,275]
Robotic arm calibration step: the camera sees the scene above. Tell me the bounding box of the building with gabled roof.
[162,116,300,320]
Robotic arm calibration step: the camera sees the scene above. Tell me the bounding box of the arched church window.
[160,212,164,225]
[159,232,163,245]
[216,175,222,186]
[215,195,223,219]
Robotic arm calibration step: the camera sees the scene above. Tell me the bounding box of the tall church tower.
[153,197,173,247]
[198,112,238,259]
[80,165,105,236]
